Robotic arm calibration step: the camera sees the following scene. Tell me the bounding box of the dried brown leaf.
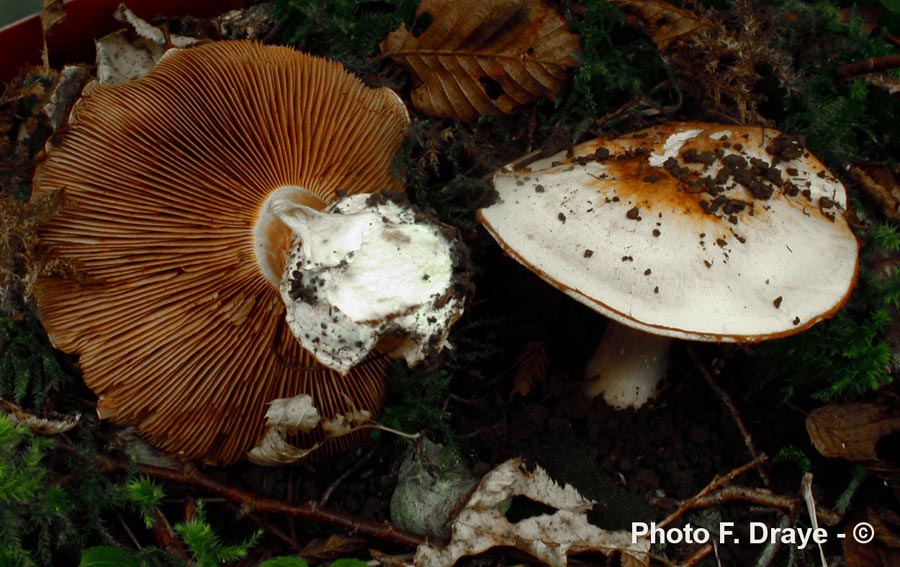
[298,534,367,562]
[610,0,711,51]
[848,164,900,221]
[511,340,547,398]
[41,0,67,34]
[0,399,80,435]
[247,394,321,466]
[844,508,900,567]
[806,403,900,482]
[380,0,579,121]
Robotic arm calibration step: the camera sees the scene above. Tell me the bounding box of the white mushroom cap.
[479,122,860,342]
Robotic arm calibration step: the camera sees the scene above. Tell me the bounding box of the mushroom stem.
[254,185,327,288]
[583,320,673,409]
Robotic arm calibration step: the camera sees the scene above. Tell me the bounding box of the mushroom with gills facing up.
[31,40,469,465]
[478,122,860,408]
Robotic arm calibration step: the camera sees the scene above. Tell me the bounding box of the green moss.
[772,1,900,165]
[380,362,456,447]
[0,314,70,412]
[272,0,418,77]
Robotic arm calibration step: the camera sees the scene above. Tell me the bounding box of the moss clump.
[272,0,418,77]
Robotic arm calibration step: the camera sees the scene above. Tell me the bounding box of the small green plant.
[80,493,263,567]
[834,465,869,513]
[773,445,812,474]
[0,414,106,567]
[0,314,70,412]
[125,477,166,529]
[0,415,52,566]
[174,502,261,567]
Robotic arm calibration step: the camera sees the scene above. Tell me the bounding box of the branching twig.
[688,348,771,487]
[686,485,841,526]
[54,441,434,549]
[656,454,767,530]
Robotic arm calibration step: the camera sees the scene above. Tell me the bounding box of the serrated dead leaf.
[414,458,649,567]
[611,0,711,52]
[380,0,579,121]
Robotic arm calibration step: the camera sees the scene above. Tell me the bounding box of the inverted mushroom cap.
[31,41,410,465]
[479,122,860,342]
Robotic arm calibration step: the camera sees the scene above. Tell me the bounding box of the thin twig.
[801,474,829,567]
[688,348,771,487]
[678,543,714,567]
[115,510,143,551]
[54,441,433,549]
[319,444,379,507]
[224,501,299,552]
[150,507,192,561]
[287,469,298,549]
[656,454,768,530]
[688,486,840,526]
[837,54,900,81]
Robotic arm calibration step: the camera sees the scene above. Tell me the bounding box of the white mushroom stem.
[257,188,467,374]
[583,321,673,409]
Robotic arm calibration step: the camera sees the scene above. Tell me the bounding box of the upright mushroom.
[479,122,859,408]
[31,41,428,464]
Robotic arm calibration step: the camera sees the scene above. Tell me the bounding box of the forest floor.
[1,1,899,567]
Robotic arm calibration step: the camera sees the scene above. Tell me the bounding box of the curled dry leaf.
[511,340,547,398]
[41,0,67,34]
[0,399,80,435]
[247,394,321,466]
[806,403,900,482]
[247,395,377,466]
[610,0,710,51]
[265,394,322,430]
[414,458,649,567]
[380,0,579,121]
